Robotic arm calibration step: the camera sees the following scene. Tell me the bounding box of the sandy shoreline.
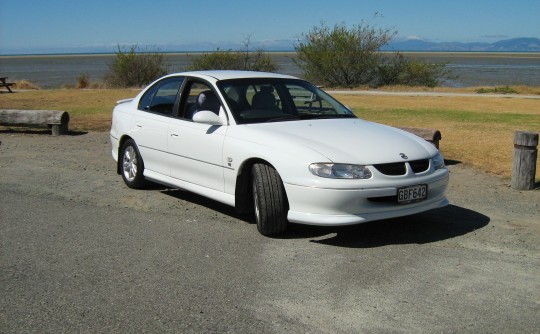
[2,51,540,59]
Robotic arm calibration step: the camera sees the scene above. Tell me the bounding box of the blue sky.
[1,0,539,54]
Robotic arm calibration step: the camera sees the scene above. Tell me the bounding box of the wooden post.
[511,131,538,190]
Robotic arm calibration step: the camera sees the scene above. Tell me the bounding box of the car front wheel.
[252,163,288,236]
[121,139,145,189]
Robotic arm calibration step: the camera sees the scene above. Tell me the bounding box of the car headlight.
[309,163,372,179]
[432,153,445,170]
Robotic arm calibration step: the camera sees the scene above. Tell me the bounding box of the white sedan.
[110,71,449,235]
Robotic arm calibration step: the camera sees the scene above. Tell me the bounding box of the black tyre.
[252,163,288,235]
[120,139,146,189]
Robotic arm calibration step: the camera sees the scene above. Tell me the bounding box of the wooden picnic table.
[1,77,15,93]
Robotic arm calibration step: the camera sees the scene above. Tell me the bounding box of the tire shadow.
[285,205,489,247]
[158,186,489,247]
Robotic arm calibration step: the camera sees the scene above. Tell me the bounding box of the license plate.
[397,184,427,204]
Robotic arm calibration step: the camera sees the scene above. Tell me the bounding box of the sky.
[1,0,539,54]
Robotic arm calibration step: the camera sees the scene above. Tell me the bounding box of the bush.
[475,86,518,94]
[75,73,90,89]
[104,45,168,88]
[295,22,394,87]
[187,39,278,72]
[295,22,452,88]
[377,53,452,87]
[13,80,40,90]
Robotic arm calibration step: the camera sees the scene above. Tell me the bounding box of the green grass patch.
[475,86,518,94]
[354,108,540,128]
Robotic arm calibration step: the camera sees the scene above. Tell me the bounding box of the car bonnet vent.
[373,159,430,176]
[373,162,406,176]
[409,159,429,173]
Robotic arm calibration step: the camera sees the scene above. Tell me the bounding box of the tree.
[295,22,452,88]
[187,38,278,72]
[104,45,168,88]
[295,22,395,87]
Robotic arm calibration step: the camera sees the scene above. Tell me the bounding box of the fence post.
[511,131,538,190]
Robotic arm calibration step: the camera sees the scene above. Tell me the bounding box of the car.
[110,71,449,236]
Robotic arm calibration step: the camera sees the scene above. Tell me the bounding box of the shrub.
[187,38,278,72]
[295,22,452,88]
[295,22,395,87]
[75,73,90,89]
[104,45,168,88]
[475,86,518,94]
[13,80,40,90]
[377,53,452,87]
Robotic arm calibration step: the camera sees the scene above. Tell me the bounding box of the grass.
[475,86,518,94]
[0,89,139,130]
[1,88,539,181]
[333,85,540,95]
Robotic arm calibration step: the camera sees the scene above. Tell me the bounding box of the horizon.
[1,38,540,57]
[1,0,539,55]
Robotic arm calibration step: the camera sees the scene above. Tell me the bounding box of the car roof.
[166,70,299,81]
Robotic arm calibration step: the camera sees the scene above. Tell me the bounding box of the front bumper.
[285,172,449,226]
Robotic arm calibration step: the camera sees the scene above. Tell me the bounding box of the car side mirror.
[192,110,225,126]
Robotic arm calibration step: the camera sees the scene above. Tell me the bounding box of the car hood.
[241,119,437,164]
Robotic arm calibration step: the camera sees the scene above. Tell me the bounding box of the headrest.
[197,90,220,111]
[260,86,274,94]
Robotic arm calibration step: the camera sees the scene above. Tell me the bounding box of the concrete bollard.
[511,131,538,190]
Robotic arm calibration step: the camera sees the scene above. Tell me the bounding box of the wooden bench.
[0,109,70,135]
[0,77,15,93]
[398,127,442,149]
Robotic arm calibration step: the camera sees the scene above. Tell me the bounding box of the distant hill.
[383,37,540,52]
[2,37,540,56]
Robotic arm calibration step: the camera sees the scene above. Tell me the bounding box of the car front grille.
[367,195,397,203]
[409,159,430,173]
[373,162,406,176]
[373,159,430,176]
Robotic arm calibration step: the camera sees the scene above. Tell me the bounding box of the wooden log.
[511,131,538,190]
[0,109,69,135]
[398,127,442,149]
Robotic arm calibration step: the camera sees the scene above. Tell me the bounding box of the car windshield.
[217,78,356,124]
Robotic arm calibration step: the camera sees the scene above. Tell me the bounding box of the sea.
[1,52,539,88]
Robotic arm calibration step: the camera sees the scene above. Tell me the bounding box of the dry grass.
[1,88,539,181]
[0,89,140,130]
[13,80,41,90]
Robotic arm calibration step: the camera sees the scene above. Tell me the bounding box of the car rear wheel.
[121,139,145,189]
[252,163,288,235]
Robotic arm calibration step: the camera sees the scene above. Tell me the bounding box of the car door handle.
[170,132,180,138]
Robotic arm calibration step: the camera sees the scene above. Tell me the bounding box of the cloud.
[405,35,424,41]
[481,34,510,39]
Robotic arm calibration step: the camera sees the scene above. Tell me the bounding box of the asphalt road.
[1,131,539,333]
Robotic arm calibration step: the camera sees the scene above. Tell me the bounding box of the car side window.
[181,82,221,120]
[138,77,184,116]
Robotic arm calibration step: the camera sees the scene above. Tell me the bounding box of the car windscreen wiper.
[300,114,357,120]
[265,115,301,123]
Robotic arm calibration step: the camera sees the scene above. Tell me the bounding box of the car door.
[167,81,228,192]
[131,77,184,176]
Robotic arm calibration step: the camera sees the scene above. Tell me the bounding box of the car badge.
[399,153,408,160]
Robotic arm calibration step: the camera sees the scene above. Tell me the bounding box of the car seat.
[190,90,221,119]
[252,86,277,110]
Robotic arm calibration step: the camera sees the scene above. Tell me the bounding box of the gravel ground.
[1,130,539,333]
